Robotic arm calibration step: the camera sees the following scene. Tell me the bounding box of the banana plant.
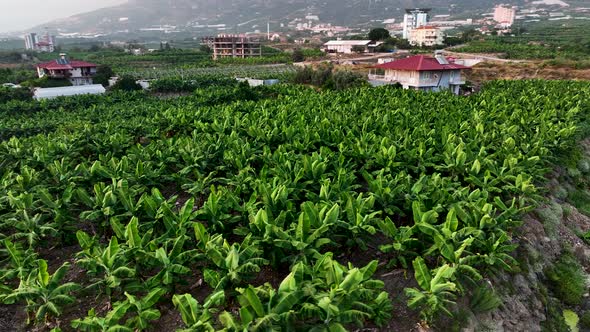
[274,202,338,265]
[71,306,132,332]
[6,191,58,248]
[4,259,80,324]
[336,193,379,250]
[173,291,225,332]
[471,229,518,274]
[121,288,165,330]
[110,216,154,266]
[144,234,197,291]
[38,186,77,245]
[195,224,268,291]
[195,186,241,233]
[377,217,420,268]
[306,254,393,330]
[219,284,301,331]
[75,232,136,301]
[405,257,457,325]
[0,239,38,283]
[235,208,288,266]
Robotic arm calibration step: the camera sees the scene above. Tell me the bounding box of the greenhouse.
[33,84,106,100]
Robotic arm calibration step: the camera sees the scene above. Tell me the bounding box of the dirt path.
[441,50,531,63]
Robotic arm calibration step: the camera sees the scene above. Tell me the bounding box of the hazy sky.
[0,0,127,33]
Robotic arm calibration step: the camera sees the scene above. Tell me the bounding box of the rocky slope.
[461,139,590,332]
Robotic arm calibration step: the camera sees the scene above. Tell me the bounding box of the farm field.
[0,80,589,331]
[454,20,590,61]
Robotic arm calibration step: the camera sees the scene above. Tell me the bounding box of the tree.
[292,48,305,62]
[368,28,391,41]
[89,44,101,52]
[332,70,368,90]
[93,65,114,87]
[111,76,142,91]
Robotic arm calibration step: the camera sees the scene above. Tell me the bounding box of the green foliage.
[563,309,579,332]
[71,306,132,332]
[172,292,225,332]
[368,28,391,41]
[580,311,590,329]
[111,76,142,91]
[405,257,458,324]
[220,253,392,330]
[292,49,305,63]
[0,80,588,329]
[454,21,590,61]
[545,254,587,305]
[293,64,367,90]
[469,284,502,314]
[332,70,368,90]
[535,201,563,239]
[94,65,115,87]
[21,77,73,88]
[0,68,37,84]
[541,297,570,332]
[0,86,31,103]
[75,233,136,300]
[121,289,165,330]
[4,259,80,324]
[150,75,237,93]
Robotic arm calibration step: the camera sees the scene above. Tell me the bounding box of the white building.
[408,26,444,47]
[493,5,517,26]
[24,32,56,52]
[403,8,431,39]
[369,52,470,95]
[323,40,383,54]
[36,54,97,86]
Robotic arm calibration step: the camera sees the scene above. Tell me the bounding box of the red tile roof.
[374,55,470,71]
[37,60,97,71]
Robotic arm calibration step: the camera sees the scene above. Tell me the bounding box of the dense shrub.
[111,76,143,91]
[151,76,237,93]
[0,86,32,103]
[21,77,73,88]
[545,254,587,305]
[93,65,115,87]
[293,64,367,90]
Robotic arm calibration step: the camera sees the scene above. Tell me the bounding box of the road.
[441,49,531,63]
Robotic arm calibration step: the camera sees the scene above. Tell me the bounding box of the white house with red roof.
[369,52,470,94]
[36,54,97,86]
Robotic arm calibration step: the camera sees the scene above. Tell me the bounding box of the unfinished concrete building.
[212,35,262,60]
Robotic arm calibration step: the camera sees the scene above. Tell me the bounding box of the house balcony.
[368,74,389,81]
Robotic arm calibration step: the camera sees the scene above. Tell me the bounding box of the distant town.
[11,1,589,52]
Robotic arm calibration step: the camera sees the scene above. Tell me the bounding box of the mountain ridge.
[31,0,521,35]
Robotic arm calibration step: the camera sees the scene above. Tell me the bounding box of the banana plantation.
[0,80,589,331]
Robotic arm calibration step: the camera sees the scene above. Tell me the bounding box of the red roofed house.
[36,54,97,86]
[369,51,470,94]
